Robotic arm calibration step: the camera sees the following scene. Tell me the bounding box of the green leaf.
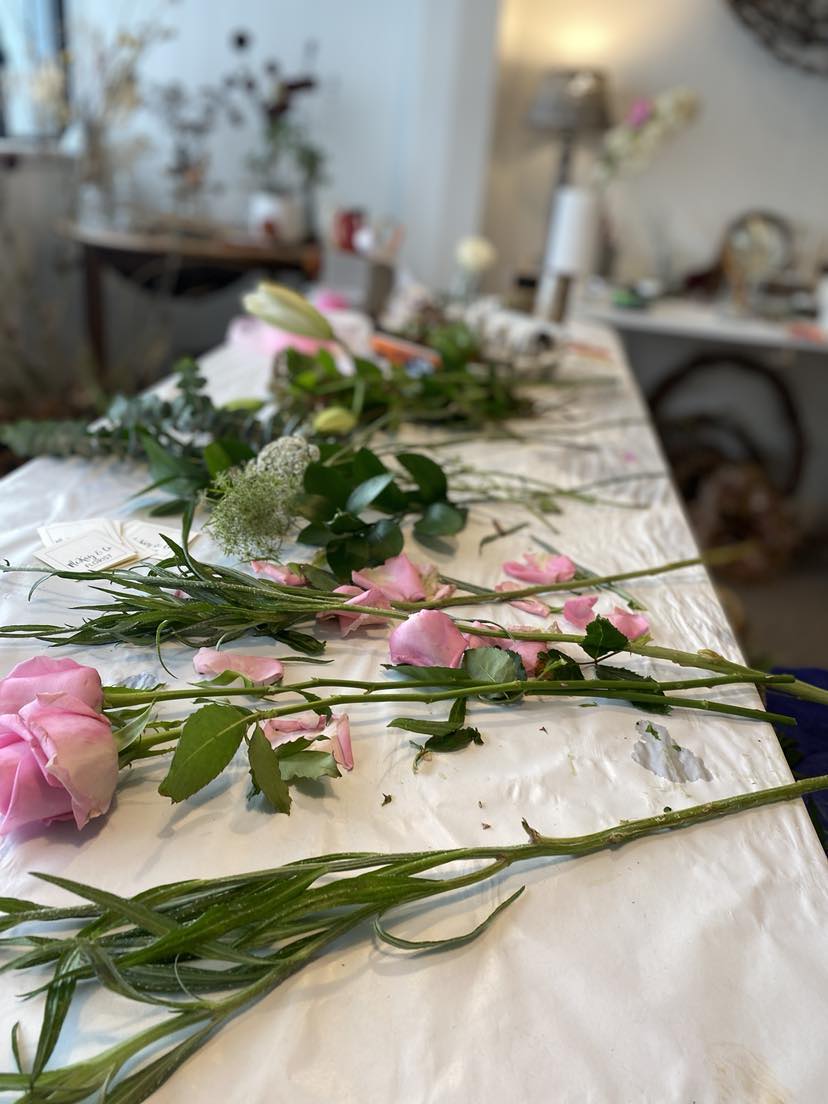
[112,703,155,753]
[292,563,338,591]
[32,945,83,1078]
[303,461,351,508]
[139,433,205,497]
[537,649,584,682]
[326,535,372,580]
[386,663,469,684]
[277,749,340,783]
[595,664,671,715]
[396,452,448,503]
[374,886,524,951]
[582,616,629,660]
[346,472,395,513]
[365,518,404,562]
[158,704,248,802]
[248,727,292,813]
[388,717,460,737]
[413,501,467,539]
[422,727,483,753]
[462,646,525,702]
[296,492,337,523]
[329,512,368,535]
[203,438,253,478]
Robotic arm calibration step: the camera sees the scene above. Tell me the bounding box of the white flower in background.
[594,86,699,183]
[253,436,320,480]
[455,236,497,274]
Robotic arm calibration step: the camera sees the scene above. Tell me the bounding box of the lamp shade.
[528,69,609,133]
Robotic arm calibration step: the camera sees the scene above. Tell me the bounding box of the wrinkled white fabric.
[0,328,825,1102]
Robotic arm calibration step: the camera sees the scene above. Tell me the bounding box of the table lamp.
[528,68,608,320]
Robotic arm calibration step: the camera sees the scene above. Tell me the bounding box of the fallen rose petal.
[389,610,468,668]
[502,552,576,585]
[563,595,599,630]
[329,713,354,771]
[0,656,103,715]
[262,711,326,747]
[192,649,284,684]
[317,585,391,637]
[608,607,650,640]
[495,582,550,618]
[251,561,306,587]
[352,553,427,602]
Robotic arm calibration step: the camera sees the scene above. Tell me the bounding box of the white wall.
[67,0,500,289]
[483,0,828,289]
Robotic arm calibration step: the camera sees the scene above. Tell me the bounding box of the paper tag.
[121,521,200,562]
[34,530,138,572]
[38,518,123,547]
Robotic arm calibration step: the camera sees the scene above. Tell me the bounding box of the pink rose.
[0,656,103,715]
[250,561,306,587]
[502,553,576,585]
[193,649,284,685]
[0,693,118,835]
[388,610,468,668]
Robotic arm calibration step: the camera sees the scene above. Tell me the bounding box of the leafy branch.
[1,774,826,1100]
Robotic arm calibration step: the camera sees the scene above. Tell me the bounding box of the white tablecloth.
[0,326,826,1102]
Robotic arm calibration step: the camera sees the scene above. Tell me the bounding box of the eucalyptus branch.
[2,774,826,1101]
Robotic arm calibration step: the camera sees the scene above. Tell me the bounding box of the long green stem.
[2,774,826,1101]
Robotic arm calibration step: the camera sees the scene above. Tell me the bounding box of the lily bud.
[242,282,335,341]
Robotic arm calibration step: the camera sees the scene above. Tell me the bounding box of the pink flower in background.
[262,710,326,747]
[0,692,118,835]
[317,585,391,636]
[495,582,550,618]
[251,561,306,587]
[388,610,468,668]
[311,288,350,312]
[227,316,339,359]
[502,553,576,585]
[626,98,653,128]
[0,656,103,715]
[608,607,650,640]
[193,649,284,684]
[563,595,599,630]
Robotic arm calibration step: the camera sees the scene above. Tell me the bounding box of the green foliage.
[581,616,630,660]
[158,704,249,802]
[594,664,671,715]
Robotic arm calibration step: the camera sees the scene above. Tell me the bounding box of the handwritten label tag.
[34,530,138,572]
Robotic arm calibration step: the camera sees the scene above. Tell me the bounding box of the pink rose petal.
[329,713,353,771]
[563,595,599,631]
[352,553,426,601]
[608,607,650,640]
[317,585,390,636]
[502,553,576,585]
[388,610,468,668]
[251,561,306,587]
[262,710,326,747]
[192,649,284,684]
[495,582,550,618]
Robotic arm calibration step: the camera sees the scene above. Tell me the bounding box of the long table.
[1,326,826,1102]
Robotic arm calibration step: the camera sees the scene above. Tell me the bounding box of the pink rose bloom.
[626,98,653,128]
[388,610,468,669]
[0,656,103,715]
[495,582,550,619]
[250,561,306,587]
[311,288,350,312]
[502,553,576,585]
[317,585,390,637]
[193,649,284,684]
[0,693,118,834]
[563,595,599,630]
[608,607,650,640]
